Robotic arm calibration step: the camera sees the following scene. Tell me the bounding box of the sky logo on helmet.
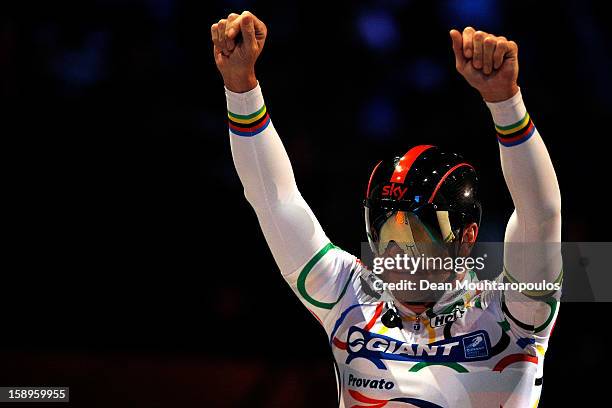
[382,183,408,200]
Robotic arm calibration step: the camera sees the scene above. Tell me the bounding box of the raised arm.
[487,90,562,289]
[450,28,561,333]
[211,11,330,274]
[211,12,358,324]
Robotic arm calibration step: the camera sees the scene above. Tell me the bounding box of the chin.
[393,290,443,304]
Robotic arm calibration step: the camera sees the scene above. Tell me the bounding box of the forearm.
[226,82,329,274]
[226,82,296,205]
[487,88,561,239]
[487,89,562,305]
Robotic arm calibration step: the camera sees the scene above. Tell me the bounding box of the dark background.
[2,0,611,406]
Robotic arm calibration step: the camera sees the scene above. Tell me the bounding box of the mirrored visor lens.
[376,209,455,256]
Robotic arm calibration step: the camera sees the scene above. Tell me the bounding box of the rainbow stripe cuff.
[227,104,271,137]
[495,112,535,147]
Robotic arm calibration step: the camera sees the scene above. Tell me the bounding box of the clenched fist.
[450,27,520,102]
[211,11,267,93]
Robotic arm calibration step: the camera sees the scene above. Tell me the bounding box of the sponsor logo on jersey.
[430,307,466,328]
[346,326,491,370]
[382,183,408,200]
[463,332,488,359]
[347,374,395,390]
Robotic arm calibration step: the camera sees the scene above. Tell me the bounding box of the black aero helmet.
[364,145,481,256]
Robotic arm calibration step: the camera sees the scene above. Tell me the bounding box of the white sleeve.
[225,82,358,324]
[486,89,562,336]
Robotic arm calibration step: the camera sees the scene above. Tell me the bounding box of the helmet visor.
[366,205,457,257]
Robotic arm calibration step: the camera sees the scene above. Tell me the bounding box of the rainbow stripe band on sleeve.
[228,104,271,137]
[495,112,536,147]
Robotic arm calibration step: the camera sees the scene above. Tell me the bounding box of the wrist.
[485,86,526,127]
[223,71,258,93]
[480,83,520,103]
[225,79,264,116]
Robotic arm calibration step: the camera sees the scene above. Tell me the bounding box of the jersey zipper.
[413,314,421,331]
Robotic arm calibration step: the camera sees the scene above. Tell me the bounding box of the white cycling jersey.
[225,83,561,408]
[283,243,559,408]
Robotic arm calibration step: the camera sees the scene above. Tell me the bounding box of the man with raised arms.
[212,11,561,407]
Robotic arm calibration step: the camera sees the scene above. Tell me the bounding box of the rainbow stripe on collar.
[495,112,536,147]
[227,104,271,137]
